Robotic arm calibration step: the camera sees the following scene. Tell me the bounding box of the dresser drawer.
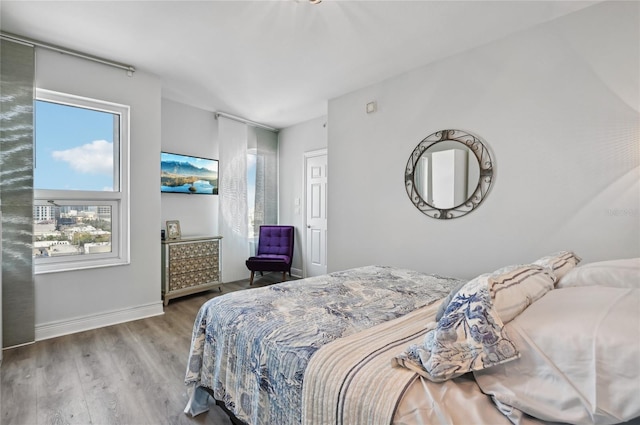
[169,256,218,276]
[169,240,218,261]
[169,268,220,291]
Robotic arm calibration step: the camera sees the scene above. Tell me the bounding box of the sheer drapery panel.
[218,116,278,281]
[218,117,249,282]
[0,39,35,347]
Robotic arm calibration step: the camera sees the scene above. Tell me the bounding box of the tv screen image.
[161,152,219,195]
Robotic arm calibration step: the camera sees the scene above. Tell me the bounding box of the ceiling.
[1,0,599,129]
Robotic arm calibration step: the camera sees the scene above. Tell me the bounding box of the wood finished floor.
[1,273,294,425]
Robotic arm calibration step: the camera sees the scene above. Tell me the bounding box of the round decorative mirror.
[405,129,493,219]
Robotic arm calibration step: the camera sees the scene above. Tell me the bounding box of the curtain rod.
[215,111,279,133]
[0,31,136,76]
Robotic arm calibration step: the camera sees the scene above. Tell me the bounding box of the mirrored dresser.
[161,236,222,306]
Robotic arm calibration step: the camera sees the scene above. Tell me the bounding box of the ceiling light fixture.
[309,0,322,4]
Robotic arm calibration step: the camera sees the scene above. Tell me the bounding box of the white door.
[304,150,327,277]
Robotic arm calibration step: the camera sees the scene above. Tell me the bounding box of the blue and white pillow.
[395,263,558,381]
[394,274,519,382]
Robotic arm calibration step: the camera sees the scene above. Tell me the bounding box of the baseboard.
[291,267,303,278]
[35,301,164,341]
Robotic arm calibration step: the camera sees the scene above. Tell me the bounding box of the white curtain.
[218,117,279,282]
[218,117,249,282]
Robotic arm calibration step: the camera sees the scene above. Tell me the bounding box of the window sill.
[35,257,130,275]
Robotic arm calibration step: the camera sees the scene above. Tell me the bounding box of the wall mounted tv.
[161,152,219,195]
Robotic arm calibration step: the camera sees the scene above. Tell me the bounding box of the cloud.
[52,140,113,175]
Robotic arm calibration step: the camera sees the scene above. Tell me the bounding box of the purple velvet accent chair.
[245,225,295,285]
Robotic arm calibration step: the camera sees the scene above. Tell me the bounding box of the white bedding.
[394,374,542,425]
[395,285,640,425]
[474,286,640,425]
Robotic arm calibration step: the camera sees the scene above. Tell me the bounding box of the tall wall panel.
[0,39,35,347]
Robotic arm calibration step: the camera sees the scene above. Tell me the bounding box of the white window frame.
[34,89,130,274]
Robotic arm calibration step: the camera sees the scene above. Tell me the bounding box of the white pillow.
[436,264,556,325]
[474,286,640,425]
[487,264,556,324]
[533,250,581,281]
[558,257,640,289]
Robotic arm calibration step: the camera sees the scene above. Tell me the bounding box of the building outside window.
[33,89,129,273]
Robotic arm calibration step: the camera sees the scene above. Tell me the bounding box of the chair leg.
[249,271,255,285]
[282,271,287,282]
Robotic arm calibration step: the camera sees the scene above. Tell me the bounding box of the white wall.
[278,116,328,275]
[161,99,219,238]
[327,1,639,280]
[34,50,163,339]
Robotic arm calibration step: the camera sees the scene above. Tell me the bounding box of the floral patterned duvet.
[184,265,463,425]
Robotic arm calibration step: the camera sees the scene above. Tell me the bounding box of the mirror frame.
[405,129,494,219]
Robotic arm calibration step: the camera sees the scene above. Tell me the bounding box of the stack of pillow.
[394,253,640,425]
[394,251,581,382]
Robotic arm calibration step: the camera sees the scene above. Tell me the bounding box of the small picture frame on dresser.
[166,220,181,240]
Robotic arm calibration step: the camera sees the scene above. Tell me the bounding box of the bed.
[184,255,640,425]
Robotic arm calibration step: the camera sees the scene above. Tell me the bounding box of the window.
[34,89,129,273]
[247,150,257,238]
[246,129,278,240]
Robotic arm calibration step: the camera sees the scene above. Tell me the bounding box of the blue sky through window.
[247,153,256,206]
[35,100,116,191]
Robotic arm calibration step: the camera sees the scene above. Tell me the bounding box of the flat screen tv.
[161,152,219,195]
